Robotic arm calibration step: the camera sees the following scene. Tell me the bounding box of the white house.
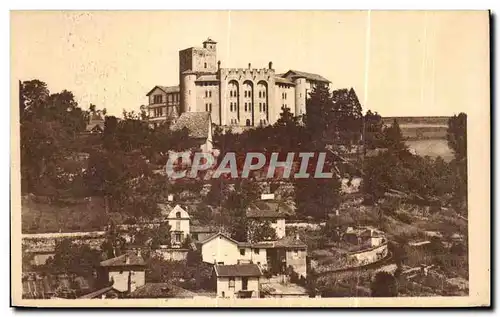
[198,233,268,270]
[99,251,146,293]
[214,264,262,299]
[158,204,190,246]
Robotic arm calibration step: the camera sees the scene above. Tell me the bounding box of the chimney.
[125,254,130,265]
[295,233,300,241]
[269,61,273,70]
[167,194,174,202]
[248,63,251,69]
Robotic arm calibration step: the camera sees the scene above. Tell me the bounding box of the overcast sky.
[11,11,489,117]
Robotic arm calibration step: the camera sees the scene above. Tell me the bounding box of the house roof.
[190,225,219,233]
[146,85,180,96]
[99,251,145,267]
[246,200,293,218]
[274,77,295,85]
[199,232,239,245]
[196,74,218,82]
[283,70,331,83]
[171,112,211,139]
[78,286,116,299]
[273,236,307,249]
[130,283,195,298]
[214,264,262,277]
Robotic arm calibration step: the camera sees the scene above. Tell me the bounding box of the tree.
[47,239,102,276]
[363,110,384,150]
[370,271,398,297]
[447,113,467,161]
[304,84,334,147]
[247,220,277,242]
[382,119,407,152]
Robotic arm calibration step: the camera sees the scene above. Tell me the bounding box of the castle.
[146,38,331,128]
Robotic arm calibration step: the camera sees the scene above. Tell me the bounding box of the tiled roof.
[130,283,195,298]
[273,236,307,249]
[246,201,293,218]
[199,232,239,245]
[146,85,180,96]
[196,75,218,82]
[190,225,218,233]
[214,264,262,277]
[283,70,331,83]
[100,251,145,267]
[171,112,211,139]
[274,77,295,85]
[79,286,116,299]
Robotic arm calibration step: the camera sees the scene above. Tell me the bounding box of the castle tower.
[294,77,307,116]
[179,38,218,113]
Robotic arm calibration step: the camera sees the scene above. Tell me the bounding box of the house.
[158,203,190,246]
[198,232,268,270]
[270,235,308,278]
[214,264,262,299]
[98,251,146,293]
[190,225,218,242]
[171,112,213,153]
[85,113,105,134]
[129,283,196,299]
[247,194,292,239]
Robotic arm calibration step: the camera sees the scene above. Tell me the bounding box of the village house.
[214,264,262,299]
[198,232,269,270]
[98,251,146,293]
[170,111,213,153]
[158,203,191,246]
[246,194,291,239]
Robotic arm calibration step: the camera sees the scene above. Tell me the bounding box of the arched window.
[176,211,181,218]
[263,103,266,112]
[246,119,251,126]
[244,103,248,112]
[259,103,262,112]
[204,62,207,69]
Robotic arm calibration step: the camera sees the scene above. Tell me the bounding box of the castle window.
[258,91,262,98]
[259,103,262,112]
[204,62,207,69]
[246,119,251,126]
[230,91,233,97]
[209,103,212,112]
[153,94,163,104]
[205,91,208,98]
[244,103,248,112]
[209,91,212,98]
[263,103,266,112]
[263,91,266,98]
[205,104,209,112]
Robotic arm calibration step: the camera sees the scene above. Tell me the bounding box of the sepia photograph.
[10,10,490,307]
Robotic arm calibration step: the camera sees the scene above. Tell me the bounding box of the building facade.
[146,38,330,128]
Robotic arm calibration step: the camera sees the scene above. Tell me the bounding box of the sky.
[11,11,489,117]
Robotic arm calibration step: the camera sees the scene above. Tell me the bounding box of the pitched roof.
[78,286,116,299]
[214,264,262,277]
[146,85,180,96]
[130,283,195,298]
[273,236,307,249]
[283,70,331,83]
[100,251,145,267]
[190,225,219,233]
[171,112,211,139]
[274,77,295,85]
[246,200,293,218]
[199,232,239,245]
[196,74,218,82]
